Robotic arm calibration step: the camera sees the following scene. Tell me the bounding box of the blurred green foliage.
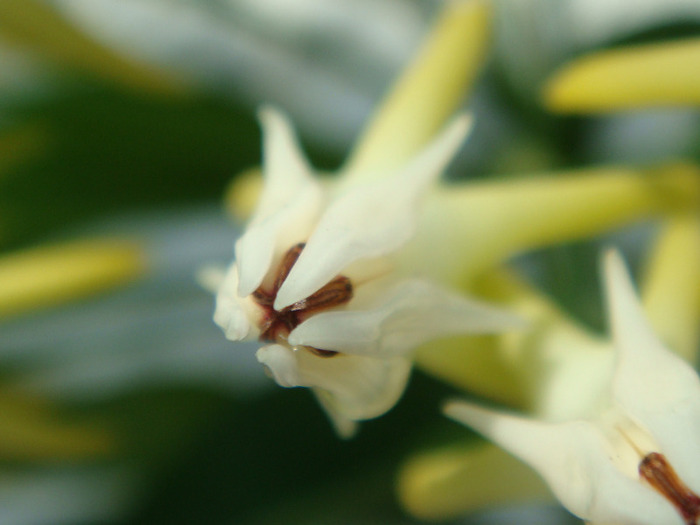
[0,86,259,248]
[0,2,697,524]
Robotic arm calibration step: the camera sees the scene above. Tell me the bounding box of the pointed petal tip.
[256,344,299,388]
[441,398,460,418]
[442,398,481,425]
[433,112,474,166]
[601,247,651,342]
[453,112,474,141]
[602,248,628,286]
[257,104,285,127]
[313,391,361,439]
[441,400,527,454]
[272,114,475,311]
[602,247,637,310]
[273,285,298,311]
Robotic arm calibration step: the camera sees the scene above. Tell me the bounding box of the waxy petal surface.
[288,278,524,357]
[443,401,681,524]
[256,344,411,422]
[236,107,323,296]
[605,250,700,491]
[274,115,472,309]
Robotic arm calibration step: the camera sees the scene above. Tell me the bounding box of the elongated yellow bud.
[344,0,491,178]
[544,38,700,112]
[0,238,145,317]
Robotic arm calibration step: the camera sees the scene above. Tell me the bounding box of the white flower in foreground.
[444,250,700,524]
[213,107,521,436]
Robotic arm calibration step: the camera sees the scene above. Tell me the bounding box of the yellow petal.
[641,215,700,362]
[397,442,551,520]
[343,0,491,178]
[402,162,700,288]
[0,390,114,460]
[0,0,186,95]
[0,238,145,317]
[544,38,700,112]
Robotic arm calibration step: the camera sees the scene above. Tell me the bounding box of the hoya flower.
[444,249,700,525]
[398,216,700,520]
[212,0,700,436]
[206,1,512,436]
[212,105,522,435]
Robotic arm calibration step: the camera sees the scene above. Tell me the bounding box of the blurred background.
[0,0,698,523]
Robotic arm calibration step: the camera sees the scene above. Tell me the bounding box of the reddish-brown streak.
[252,243,353,356]
[639,452,700,525]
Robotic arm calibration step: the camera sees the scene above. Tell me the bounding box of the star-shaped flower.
[213,106,522,436]
[444,249,700,525]
[210,0,700,437]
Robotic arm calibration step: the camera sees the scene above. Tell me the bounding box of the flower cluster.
[213,106,522,436]
[445,250,700,525]
[394,17,700,524]
[210,1,700,523]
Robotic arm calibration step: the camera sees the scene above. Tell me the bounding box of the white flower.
[213,107,522,436]
[444,250,700,524]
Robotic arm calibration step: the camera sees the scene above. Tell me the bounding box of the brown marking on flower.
[639,452,700,524]
[252,243,352,356]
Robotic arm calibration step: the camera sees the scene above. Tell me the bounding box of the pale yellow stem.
[0,238,145,317]
[544,37,700,112]
[0,0,186,95]
[402,163,700,288]
[416,333,521,406]
[641,215,700,363]
[343,0,491,179]
[416,266,606,412]
[397,442,551,520]
[414,269,529,406]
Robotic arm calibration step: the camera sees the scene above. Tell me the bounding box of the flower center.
[252,243,353,356]
[639,452,700,525]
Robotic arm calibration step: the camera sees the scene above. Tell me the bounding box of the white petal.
[235,107,323,296]
[258,107,312,202]
[255,344,298,387]
[312,390,359,439]
[256,344,411,421]
[274,114,473,310]
[213,264,259,341]
[443,400,682,524]
[288,279,524,357]
[604,249,700,490]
